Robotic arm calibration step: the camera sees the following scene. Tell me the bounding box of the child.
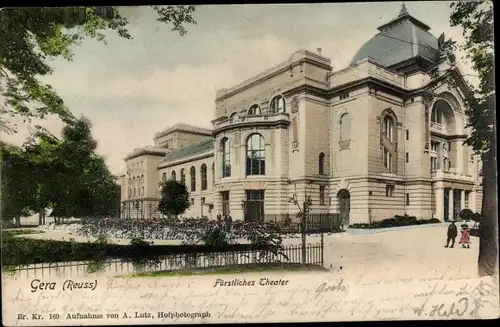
[459,224,471,248]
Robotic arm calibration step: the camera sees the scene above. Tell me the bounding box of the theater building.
[119,5,483,224]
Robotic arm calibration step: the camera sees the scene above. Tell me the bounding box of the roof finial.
[399,2,408,16]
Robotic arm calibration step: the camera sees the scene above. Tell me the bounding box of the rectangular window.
[406,152,410,163]
[431,157,438,171]
[406,193,410,206]
[406,129,409,140]
[319,186,326,205]
[386,185,394,197]
[190,198,194,206]
[221,191,230,217]
[383,148,392,172]
[244,190,265,222]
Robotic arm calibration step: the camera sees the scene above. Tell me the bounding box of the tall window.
[405,152,410,163]
[406,193,410,206]
[212,163,215,185]
[171,171,176,181]
[431,107,443,124]
[246,133,266,176]
[431,157,438,171]
[340,113,351,141]
[319,152,325,175]
[386,185,394,197]
[465,191,470,208]
[383,116,394,141]
[190,166,196,192]
[141,187,144,197]
[292,118,298,142]
[162,172,166,182]
[247,104,261,116]
[201,164,207,190]
[383,147,392,172]
[269,95,285,113]
[244,190,265,222]
[221,138,231,178]
[319,186,326,205]
[221,191,230,217]
[406,129,409,140]
[180,169,186,184]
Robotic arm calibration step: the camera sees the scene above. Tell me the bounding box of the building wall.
[158,153,215,218]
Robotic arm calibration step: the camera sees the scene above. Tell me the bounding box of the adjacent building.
[119,5,483,224]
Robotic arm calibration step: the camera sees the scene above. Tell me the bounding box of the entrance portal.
[337,189,351,226]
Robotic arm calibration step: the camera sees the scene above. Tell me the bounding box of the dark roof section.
[350,4,441,69]
[124,147,168,161]
[162,139,214,163]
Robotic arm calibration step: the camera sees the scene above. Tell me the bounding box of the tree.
[0,6,196,134]
[158,179,190,218]
[449,1,496,276]
[0,142,36,226]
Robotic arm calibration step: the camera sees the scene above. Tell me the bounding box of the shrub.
[0,231,275,266]
[349,215,440,229]
[199,227,230,250]
[459,209,474,221]
[471,212,482,223]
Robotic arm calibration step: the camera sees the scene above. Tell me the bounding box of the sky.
[3,2,480,175]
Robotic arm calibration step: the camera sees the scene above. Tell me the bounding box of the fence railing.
[4,242,324,280]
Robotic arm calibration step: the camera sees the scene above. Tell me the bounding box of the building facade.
[119,6,483,224]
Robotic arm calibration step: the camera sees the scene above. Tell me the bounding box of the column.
[460,190,465,211]
[470,191,477,212]
[436,187,444,221]
[448,189,454,220]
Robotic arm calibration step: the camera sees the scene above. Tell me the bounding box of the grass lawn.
[118,263,327,278]
[2,229,45,237]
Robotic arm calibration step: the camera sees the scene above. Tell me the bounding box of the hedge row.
[1,232,271,266]
[349,215,441,229]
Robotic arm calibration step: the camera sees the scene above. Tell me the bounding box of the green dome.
[351,5,441,70]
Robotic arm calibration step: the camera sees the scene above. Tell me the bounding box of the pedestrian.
[444,220,458,248]
[459,224,471,248]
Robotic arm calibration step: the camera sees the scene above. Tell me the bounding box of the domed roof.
[350,4,441,70]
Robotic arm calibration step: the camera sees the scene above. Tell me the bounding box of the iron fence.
[4,241,324,280]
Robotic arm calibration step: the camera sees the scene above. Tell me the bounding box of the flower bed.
[349,215,441,229]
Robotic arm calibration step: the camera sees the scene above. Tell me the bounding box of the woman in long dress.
[459,224,471,248]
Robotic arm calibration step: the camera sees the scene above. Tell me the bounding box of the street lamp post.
[289,182,313,264]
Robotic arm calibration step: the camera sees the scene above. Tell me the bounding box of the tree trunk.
[478,120,498,277]
[15,216,21,227]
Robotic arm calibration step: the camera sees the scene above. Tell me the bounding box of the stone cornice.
[157,152,214,169]
[216,56,331,102]
[124,149,167,161]
[212,120,291,138]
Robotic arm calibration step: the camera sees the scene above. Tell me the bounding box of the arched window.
[269,95,285,113]
[201,164,207,190]
[171,171,176,181]
[319,152,325,175]
[383,116,394,141]
[180,169,186,184]
[141,174,144,184]
[431,107,443,124]
[212,162,215,185]
[246,133,266,176]
[292,117,298,142]
[340,113,351,141]
[190,166,196,192]
[161,172,166,182]
[221,138,231,178]
[247,104,261,116]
